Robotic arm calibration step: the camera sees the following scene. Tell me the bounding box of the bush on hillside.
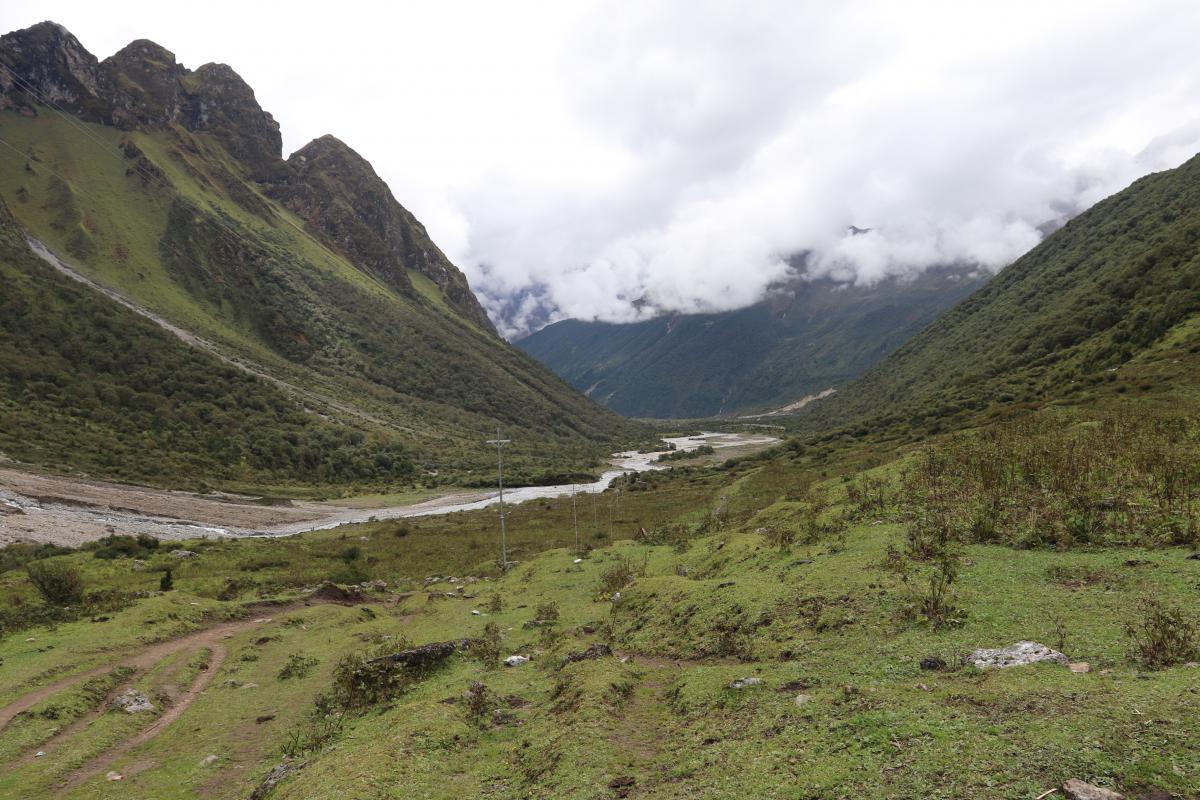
[1126,597,1198,669]
[26,560,84,605]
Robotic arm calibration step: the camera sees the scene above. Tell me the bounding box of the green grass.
[2,403,1198,797]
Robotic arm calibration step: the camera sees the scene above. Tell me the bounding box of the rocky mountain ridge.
[0,20,492,330]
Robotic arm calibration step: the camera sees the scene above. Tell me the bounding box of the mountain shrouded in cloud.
[5,1,1200,338]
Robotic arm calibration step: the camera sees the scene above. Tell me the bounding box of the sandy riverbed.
[0,432,777,546]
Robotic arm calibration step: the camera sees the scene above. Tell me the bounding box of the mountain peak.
[0,21,103,118]
[273,135,495,331]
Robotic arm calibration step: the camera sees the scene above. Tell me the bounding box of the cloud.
[4,1,1200,338]
[455,1,1200,336]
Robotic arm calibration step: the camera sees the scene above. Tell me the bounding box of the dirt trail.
[0,612,282,737]
[61,639,229,789]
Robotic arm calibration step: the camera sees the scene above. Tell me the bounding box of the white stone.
[968,641,1069,669]
[504,655,530,667]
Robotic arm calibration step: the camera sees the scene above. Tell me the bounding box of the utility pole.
[592,490,599,536]
[486,426,511,571]
[571,483,580,552]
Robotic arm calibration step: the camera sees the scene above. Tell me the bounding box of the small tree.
[160,568,174,592]
[26,560,84,605]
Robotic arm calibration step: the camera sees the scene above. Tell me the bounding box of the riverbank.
[0,432,777,546]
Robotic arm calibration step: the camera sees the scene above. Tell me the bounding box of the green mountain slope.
[517,269,983,418]
[801,152,1200,436]
[0,22,639,488]
[0,196,414,487]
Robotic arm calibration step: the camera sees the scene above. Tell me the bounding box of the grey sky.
[5,1,1200,336]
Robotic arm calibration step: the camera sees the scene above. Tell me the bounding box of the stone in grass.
[170,549,197,558]
[1069,662,1091,674]
[729,677,764,689]
[504,655,530,667]
[968,641,1069,669]
[1061,778,1125,800]
[111,688,155,714]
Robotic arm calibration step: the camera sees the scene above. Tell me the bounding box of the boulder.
[111,688,154,714]
[1062,779,1125,800]
[968,641,1068,669]
[170,549,197,558]
[560,643,613,668]
[310,581,366,603]
[503,655,530,667]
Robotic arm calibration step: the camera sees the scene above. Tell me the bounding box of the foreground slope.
[0,22,637,486]
[518,269,982,418]
[0,404,1197,798]
[802,153,1200,435]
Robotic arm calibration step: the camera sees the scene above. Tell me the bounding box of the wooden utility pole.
[486,427,511,571]
[571,483,580,552]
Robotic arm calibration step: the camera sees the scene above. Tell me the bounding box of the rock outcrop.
[268,134,494,330]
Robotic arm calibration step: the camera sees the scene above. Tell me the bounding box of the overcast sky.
[5,1,1200,336]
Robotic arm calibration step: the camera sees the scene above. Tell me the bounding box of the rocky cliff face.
[268,135,495,330]
[0,20,491,328]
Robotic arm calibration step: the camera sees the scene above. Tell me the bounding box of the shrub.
[26,560,84,605]
[533,601,560,622]
[90,533,159,560]
[760,526,795,551]
[278,653,320,680]
[1126,597,1199,669]
[473,622,503,670]
[486,593,503,614]
[160,569,174,592]
[596,554,646,599]
[326,642,421,710]
[463,681,497,727]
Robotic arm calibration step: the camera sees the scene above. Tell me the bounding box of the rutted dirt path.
[0,607,306,791]
[60,639,229,789]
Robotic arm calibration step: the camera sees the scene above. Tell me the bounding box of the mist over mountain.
[517,266,984,418]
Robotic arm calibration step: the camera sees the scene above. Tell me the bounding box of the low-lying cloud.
[455,2,1200,336]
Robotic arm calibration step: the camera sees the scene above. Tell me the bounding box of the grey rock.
[968,641,1068,669]
[169,549,197,558]
[1062,778,1125,800]
[503,654,530,667]
[729,677,764,689]
[111,688,154,714]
